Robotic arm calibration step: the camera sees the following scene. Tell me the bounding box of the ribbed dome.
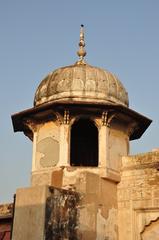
[34,62,129,107]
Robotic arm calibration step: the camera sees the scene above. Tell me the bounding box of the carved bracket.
[101,111,116,127]
[24,119,37,132]
[63,110,70,124]
[101,111,108,126]
[55,112,63,125]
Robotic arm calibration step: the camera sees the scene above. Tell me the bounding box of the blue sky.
[1,0,159,203]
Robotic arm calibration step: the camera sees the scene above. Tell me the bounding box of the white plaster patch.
[96,208,118,240]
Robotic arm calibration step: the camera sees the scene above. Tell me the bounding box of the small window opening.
[70,118,98,166]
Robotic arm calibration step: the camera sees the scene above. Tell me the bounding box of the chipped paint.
[96,208,118,240]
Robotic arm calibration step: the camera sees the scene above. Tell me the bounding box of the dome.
[34,25,128,107]
[34,63,129,107]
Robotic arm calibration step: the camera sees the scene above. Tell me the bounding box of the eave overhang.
[11,101,152,141]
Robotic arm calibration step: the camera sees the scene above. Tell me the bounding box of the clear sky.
[1,0,159,203]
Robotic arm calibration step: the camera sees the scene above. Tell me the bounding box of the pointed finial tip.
[77,24,86,64]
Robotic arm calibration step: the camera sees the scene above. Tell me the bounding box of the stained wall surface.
[118,151,159,240]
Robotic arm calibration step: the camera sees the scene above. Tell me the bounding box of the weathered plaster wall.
[118,151,159,240]
[33,121,60,170]
[31,121,60,185]
[45,187,80,240]
[109,127,128,172]
[30,166,119,239]
[12,186,81,240]
[29,115,130,239]
[31,169,53,186]
[62,170,118,240]
[31,115,129,186]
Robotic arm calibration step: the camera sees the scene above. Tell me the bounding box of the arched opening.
[70,118,98,166]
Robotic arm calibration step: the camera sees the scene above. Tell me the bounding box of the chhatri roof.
[34,25,129,107]
[11,25,152,141]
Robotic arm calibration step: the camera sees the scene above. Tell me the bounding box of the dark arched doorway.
[70,119,98,166]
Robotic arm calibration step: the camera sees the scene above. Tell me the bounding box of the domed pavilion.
[11,25,152,240]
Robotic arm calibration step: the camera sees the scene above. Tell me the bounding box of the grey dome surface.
[34,62,129,107]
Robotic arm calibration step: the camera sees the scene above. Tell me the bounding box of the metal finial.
[77,24,86,64]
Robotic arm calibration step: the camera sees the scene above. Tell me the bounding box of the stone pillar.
[12,186,49,240]
[31,131,37,171]
[59,124,70,166]
[99,125,109,168]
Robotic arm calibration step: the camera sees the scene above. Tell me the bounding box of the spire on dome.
[77,24,87,64]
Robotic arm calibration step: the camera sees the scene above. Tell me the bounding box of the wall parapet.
[0,203,13,219]
[122,151,159,170]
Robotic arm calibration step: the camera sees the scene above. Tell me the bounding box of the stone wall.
[13,173,118,240]
[58,169,118,240]
[118,151,159,240]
